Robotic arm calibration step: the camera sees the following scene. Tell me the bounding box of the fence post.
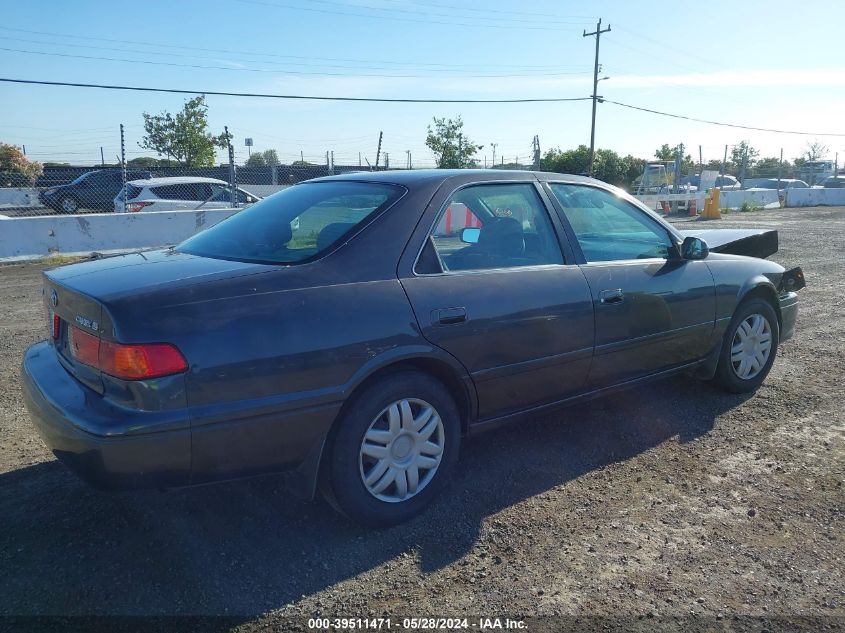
[225,126,237,208]
[120,124,127,213]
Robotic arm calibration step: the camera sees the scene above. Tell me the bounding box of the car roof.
[127,176,229,186]
[306,168,597,186]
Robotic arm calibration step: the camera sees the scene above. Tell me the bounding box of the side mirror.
[680,236,709,260]
[460,227,481,244]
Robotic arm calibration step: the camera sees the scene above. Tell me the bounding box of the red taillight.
[127,201,153,213]
[67,325,187,380]
[100,340,187,380]
[68,325,99,366]
[52,313,61,339]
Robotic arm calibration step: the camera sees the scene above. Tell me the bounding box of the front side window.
[178,181,403,264]
[550,184,672,263]
[422,183,563,273]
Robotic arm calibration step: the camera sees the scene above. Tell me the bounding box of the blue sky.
[1,0,843,168]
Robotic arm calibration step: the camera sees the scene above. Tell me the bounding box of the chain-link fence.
[2,131,840,218]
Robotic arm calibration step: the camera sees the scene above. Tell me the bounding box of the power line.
[0,37,593,77]
[235,0,589,31]
[0,77,593,103]
[0,47,593,78]
[378,0,594,21]
[0,27,583,71]
[603,100,845,137]
[5,76,844,137]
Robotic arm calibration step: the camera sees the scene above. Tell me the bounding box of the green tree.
[543,145,644,188]
[139,96,228,167]
[542,145,591,175]
[730,141,759,172]
[0,143,43,185]
[753,156,790,177]
[245,153,266,167]
[425,116,482,168]
[245,149,280,167]
[654,144,675,161]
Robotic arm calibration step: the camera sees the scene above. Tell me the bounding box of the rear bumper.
[779,291,799,342]
[21,341,191,490]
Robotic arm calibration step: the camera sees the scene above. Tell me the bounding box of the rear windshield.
[176,181,404,264]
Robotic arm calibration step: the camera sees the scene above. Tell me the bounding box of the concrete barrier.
[0,208,240,262]
[0,188,41,209]
[721,189,780,210]
[242,184,290,198]
[785,188,845,207]
[635,189,780,211]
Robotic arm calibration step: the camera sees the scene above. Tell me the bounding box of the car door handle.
[433,307,467,325]
[599,288,624,305]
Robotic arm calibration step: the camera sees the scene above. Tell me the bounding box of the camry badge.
[75,315,99,332]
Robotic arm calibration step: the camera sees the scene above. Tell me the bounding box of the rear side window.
[177,181,404,264]
[423,183,563,273]
[151,183,211,201]
[124,184,144,200]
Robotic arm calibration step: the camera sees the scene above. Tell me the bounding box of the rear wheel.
[323,371,460,526]
[714,298,779,393]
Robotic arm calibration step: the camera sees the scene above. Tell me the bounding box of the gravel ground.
[0,206,842,631]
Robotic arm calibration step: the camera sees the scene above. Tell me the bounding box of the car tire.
[323,371,461,527]
[713,297,779,394]
[58,196,79,214]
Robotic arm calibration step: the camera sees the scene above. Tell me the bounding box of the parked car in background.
[678,174,741,190]
[114,177,260,213]
[22,170,805,526]
[39,169,153,213]
[742,178,808,190]
[821,176,845,188]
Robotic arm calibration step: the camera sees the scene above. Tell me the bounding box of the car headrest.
[477,217,524,257]
[317,222,356,251]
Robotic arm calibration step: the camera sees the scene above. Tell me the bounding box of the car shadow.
[0,375,751,618]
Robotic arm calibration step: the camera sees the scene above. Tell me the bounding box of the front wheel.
[713,298,779,393]
[58,196,79,214]
[323,371,461,526]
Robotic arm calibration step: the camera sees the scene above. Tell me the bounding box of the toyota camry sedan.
[21,170,805,525]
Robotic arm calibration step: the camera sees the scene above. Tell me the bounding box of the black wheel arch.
[289,348,477,501]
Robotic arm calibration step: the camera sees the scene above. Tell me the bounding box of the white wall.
[785,188,845,207]
[0,208,239,261]
[0,188,40,208]
[635,189,779,210]
[721,189,780,209]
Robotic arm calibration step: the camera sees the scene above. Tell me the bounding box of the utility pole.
[720,144,728,179]
[532,135,541,170]
[330,150,334,175]
[458,134,463,168]
[119,123,127,213]
[698,145,703,176]
[22,144,26,156]
[490,142,497,169]
[224,126,237,207]
[583,18,610,177]
[100,146,105,167]
[375,131,383,170]
[777,148,783,191]
[406,150,411,169]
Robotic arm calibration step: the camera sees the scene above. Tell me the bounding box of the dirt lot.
[0,206,842,631]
